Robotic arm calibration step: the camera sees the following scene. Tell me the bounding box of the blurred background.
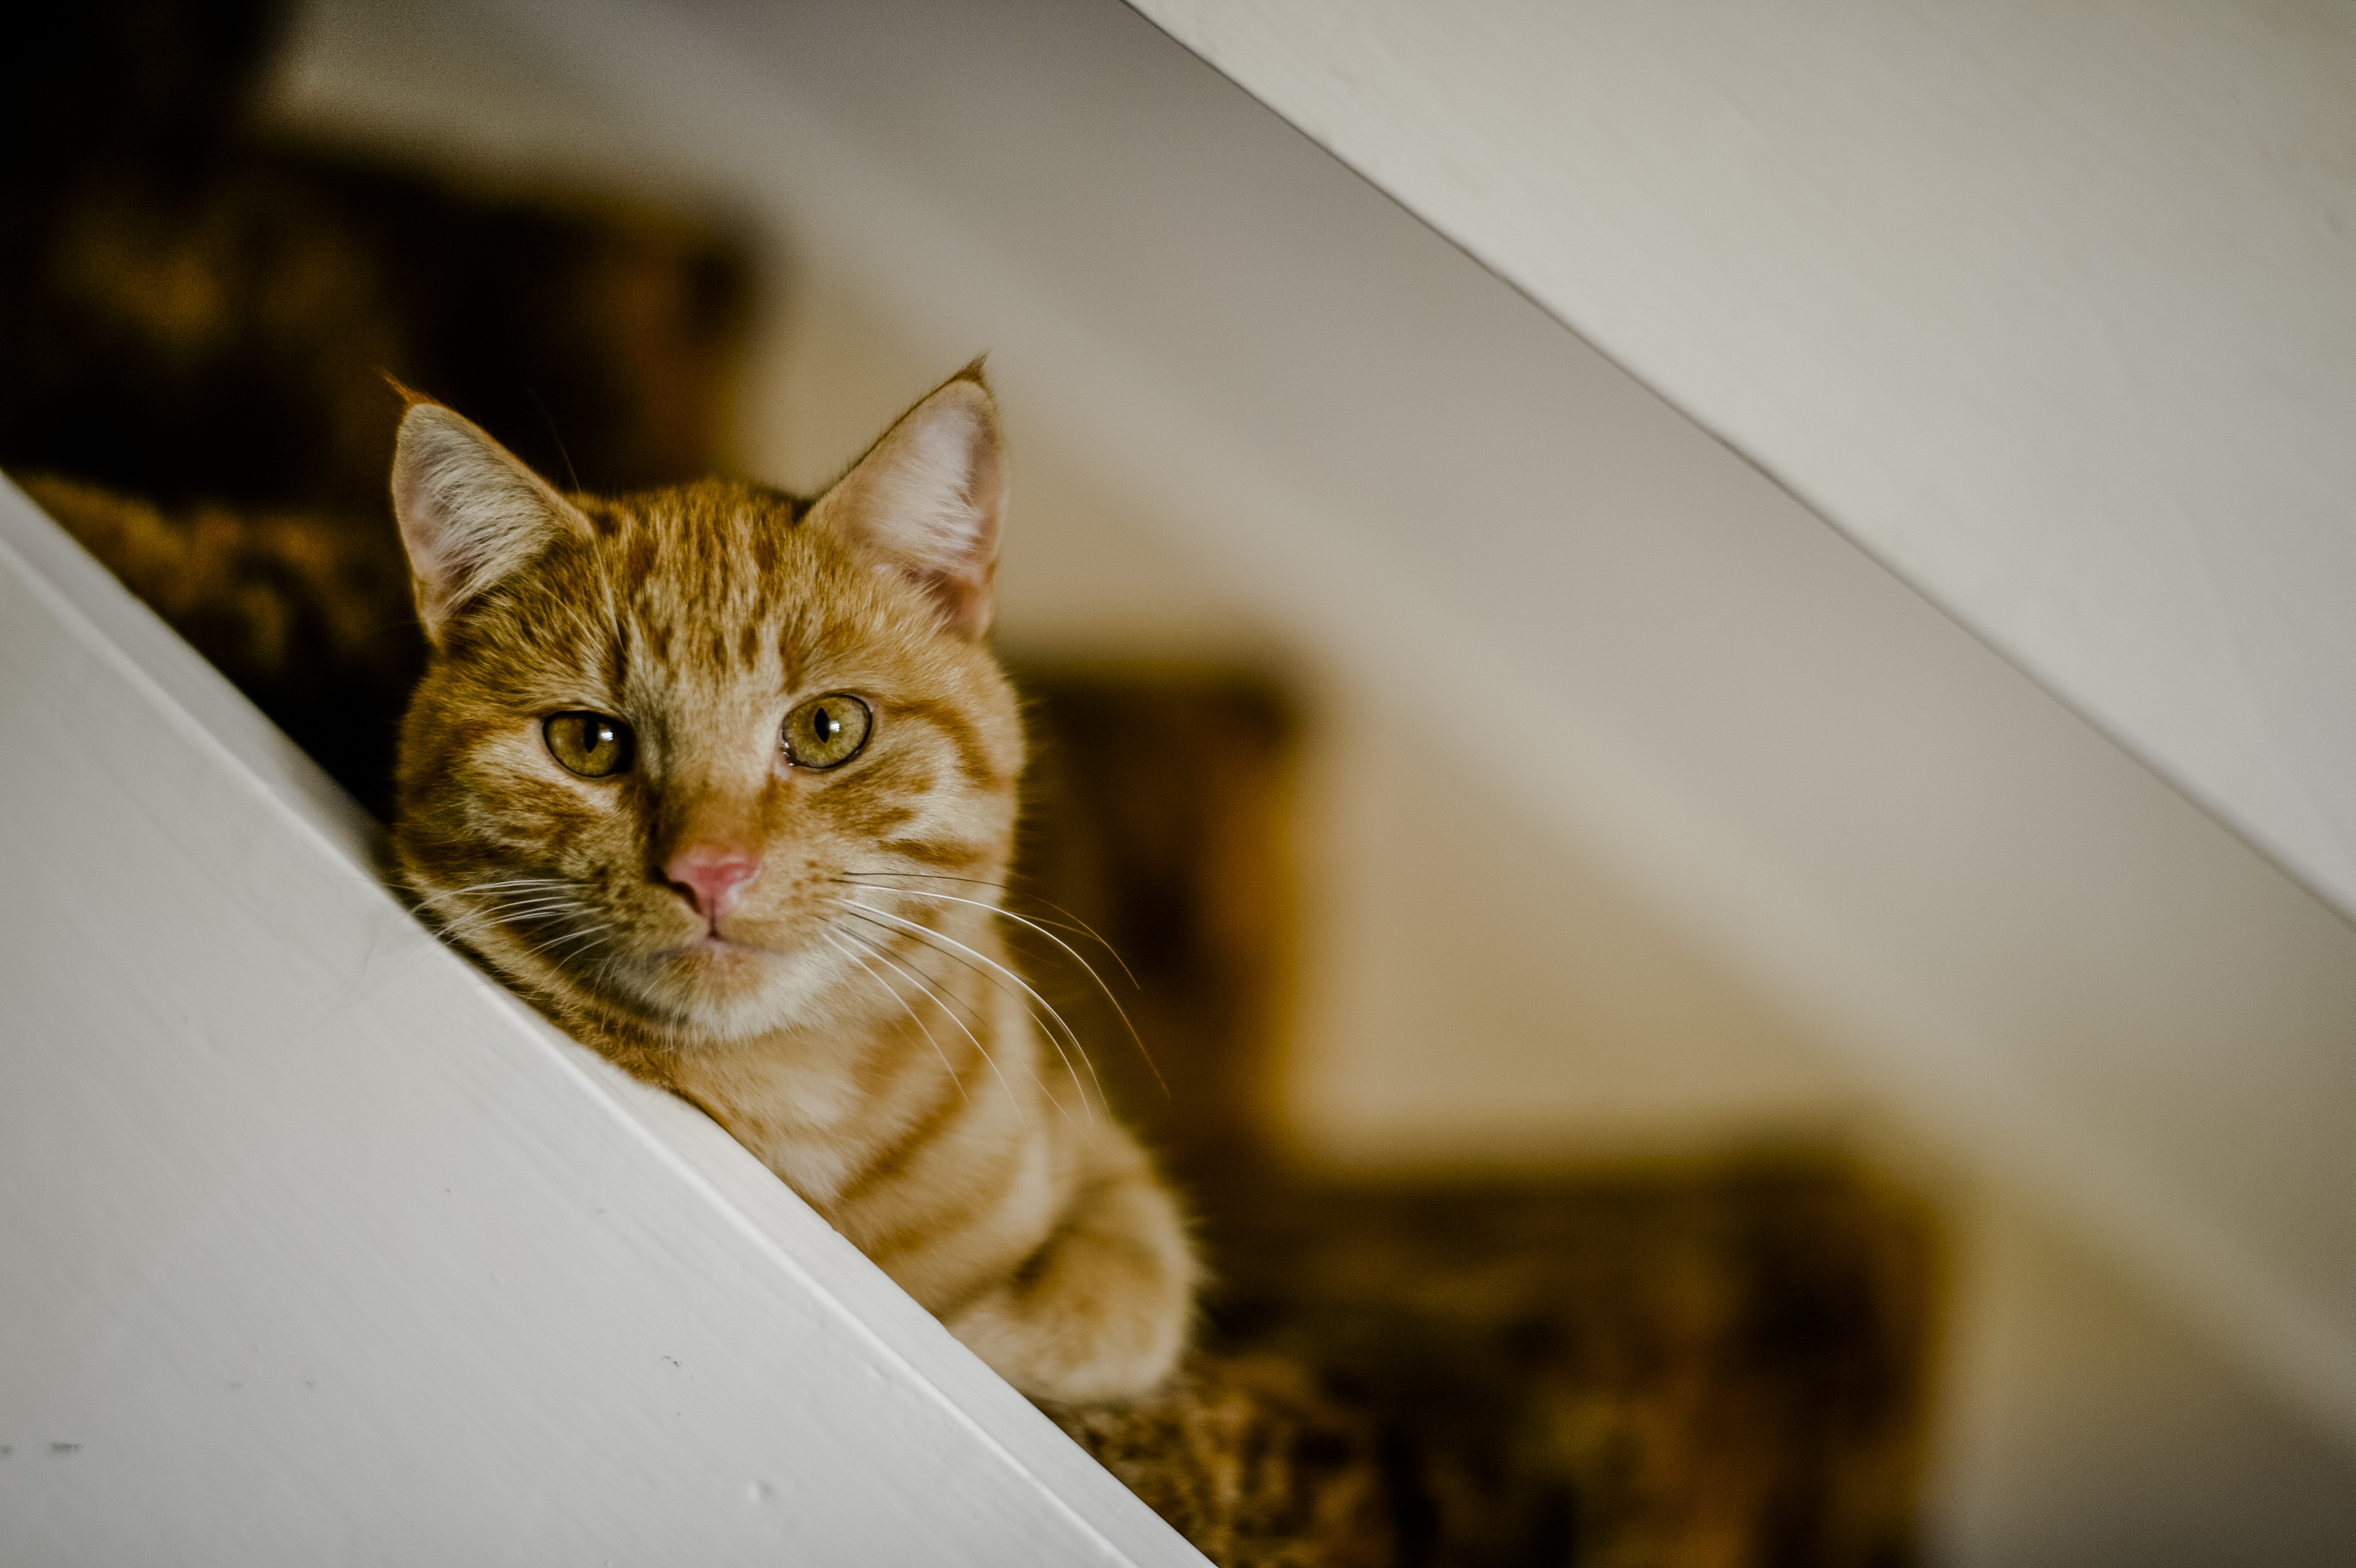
[9,0,2355,1563]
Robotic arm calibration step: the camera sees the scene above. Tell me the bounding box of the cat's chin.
[587,935,838,1043]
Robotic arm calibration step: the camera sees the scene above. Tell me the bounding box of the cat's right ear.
[390,398,591,644]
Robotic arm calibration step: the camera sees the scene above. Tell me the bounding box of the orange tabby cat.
[388,366,1196,1404]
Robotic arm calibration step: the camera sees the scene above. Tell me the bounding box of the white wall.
[1138,0,2356,928]
[1931,1199,2356,1568]
[260,0,2356,1559]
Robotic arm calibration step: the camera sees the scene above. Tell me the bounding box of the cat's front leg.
[944,1147,1196,1406]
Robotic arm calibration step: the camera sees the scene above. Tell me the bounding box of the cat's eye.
[782,693,873,769]
[543,711,634,778]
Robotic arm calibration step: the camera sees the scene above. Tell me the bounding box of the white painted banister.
[0,476,1201,1563]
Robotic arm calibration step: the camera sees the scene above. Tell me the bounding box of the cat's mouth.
[648,929,819,1000]
[597,922,852,1041]
[662,932,770,963]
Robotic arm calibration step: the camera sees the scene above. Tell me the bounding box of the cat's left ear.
[809,363,1006,638]
[390,393,594,645]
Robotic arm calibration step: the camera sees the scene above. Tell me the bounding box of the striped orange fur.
[388,368,1196,1403]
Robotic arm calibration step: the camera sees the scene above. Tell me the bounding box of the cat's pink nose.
[664,847,762,924]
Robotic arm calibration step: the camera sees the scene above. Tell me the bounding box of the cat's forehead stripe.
[779,621,804,692]
[606,619,631,697]
[584,487,823,686]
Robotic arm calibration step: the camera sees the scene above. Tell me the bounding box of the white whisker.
[838,870,1139,987]
[517,923,614,965]
[836,898,1101,1125]
[432,897,586,945]
[443,896,580,925]
[829,922,1038,1128]
[835,880,1163,1095]
[817,929,969,1106]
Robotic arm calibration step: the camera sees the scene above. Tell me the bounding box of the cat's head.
[388,367,1022,1045]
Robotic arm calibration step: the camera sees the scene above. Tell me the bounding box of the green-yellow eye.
[782,693,873,769]
[543,711,633,778]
